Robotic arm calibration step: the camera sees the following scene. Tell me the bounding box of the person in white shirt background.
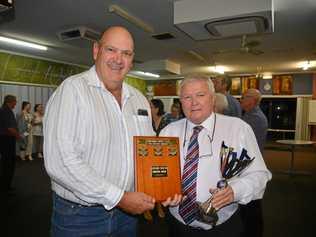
[32,104,44,159]
[44,26,180,237]
[17,101,33,161]
[160,75,272,237]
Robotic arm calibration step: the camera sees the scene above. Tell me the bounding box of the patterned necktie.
[179,125,203,224]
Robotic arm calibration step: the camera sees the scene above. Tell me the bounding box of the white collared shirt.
[44,66,153,210]
[160,113,272,229]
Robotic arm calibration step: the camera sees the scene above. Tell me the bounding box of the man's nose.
[191,96,199,105]
[114,51,123,63]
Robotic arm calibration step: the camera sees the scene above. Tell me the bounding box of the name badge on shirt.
[137,109,148,116]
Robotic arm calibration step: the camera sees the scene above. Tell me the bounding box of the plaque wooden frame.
[134,136,181,202]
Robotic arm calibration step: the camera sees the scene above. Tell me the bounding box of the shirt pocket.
[132,115,153,136]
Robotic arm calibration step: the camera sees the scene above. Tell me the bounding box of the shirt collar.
[87,66,102,88]
[86,65,135,100]
[186,113,216,135]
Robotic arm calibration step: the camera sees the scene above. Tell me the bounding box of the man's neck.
[103,80,123,108]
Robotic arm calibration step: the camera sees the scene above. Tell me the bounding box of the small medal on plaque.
[197,141,254,226]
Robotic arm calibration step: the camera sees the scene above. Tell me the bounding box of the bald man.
[44,26,156,237]
[240,89,268,237]
[240,89,268,153]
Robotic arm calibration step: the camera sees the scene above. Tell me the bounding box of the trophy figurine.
[197,141,254,226]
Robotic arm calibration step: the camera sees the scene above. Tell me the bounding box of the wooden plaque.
[134,136,181,202]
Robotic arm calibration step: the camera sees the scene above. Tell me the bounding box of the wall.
[0,51,148,119]
[255,74,312,96]
[292,74,313,94]
[0,51,86,86]
[0,83,54,115]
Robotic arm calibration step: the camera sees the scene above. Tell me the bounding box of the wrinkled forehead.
[100,28,134,51]
[180,80,210,95]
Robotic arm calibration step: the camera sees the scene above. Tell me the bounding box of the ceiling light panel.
[0,36,47,50]
[109,4,154,33]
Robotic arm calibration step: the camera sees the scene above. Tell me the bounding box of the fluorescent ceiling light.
[109,4,154,33]
[188,50,206,62]
[298,60,315,70]
[262,73,272,79]
[302,61,310,70]
[209,65,226,74]
[135,71,160,78]
[0,36,48,51]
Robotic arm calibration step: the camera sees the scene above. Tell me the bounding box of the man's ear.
[92,42,99,61]
[129,62,134,71]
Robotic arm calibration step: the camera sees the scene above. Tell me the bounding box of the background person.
[160,75,271,237]
[44,26,156,237]
[32,104,44,159]
[0,95,21,192]
[145,98,175,221]
[17,101,33,161]
[165,102,184,123]
[240,88,269,237]
[212,75,242,118]
[240,89,268,153]
[214,93,229,114]
[150,98,169,136]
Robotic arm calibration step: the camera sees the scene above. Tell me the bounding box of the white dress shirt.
[44,66,153,210]
[160,113,272,230]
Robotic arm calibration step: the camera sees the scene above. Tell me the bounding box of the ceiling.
[0,0,316,80]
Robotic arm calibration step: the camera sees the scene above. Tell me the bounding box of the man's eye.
[106,47,115,52]
[197,93,205,97]
[123,51,133,57]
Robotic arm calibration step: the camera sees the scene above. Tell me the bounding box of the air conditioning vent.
[57,26,100,42]
[0,0,13,13]
[174,0,274,41]
[83,30,100,42]
[59,29,81,40]
[205,16,269,39]
[0,0,14,23]
[134,59,181,75]
[152,33,175,40]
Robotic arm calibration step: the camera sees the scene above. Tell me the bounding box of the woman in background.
[17,101,33,161]
[150,99,169,136]
[145,98,171,221]
[164,102,184,123]
[32,104,44,159]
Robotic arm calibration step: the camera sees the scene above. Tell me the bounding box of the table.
[276,140,315,176]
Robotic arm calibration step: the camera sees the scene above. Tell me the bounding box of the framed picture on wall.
[230,77,241,95]
[280,75,293,95]
[241,76,259,93]
[154,81,177,96]
[272,75,293,95]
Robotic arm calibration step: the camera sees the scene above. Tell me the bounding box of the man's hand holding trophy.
[197,141,254,226]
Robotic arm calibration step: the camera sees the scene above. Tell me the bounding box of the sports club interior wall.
[0,51,148,114]
[0,51,147,94]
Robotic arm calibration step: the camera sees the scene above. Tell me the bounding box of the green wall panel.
[0,51,148,94]
[125,76,147,94]
[0,52,86,86]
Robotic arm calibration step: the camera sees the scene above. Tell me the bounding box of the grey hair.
[214,93,228,114]
[244,89,262,105]
[179,74,215,96]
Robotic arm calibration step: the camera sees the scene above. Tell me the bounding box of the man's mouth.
[107,62,123,71]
